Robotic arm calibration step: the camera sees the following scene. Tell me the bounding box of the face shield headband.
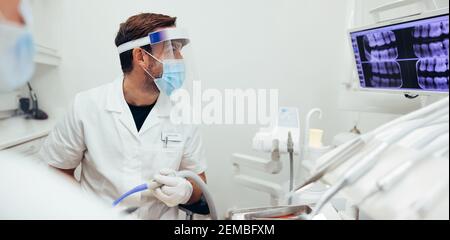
[117,28,190,54]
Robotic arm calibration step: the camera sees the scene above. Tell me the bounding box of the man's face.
[141,40,184,80]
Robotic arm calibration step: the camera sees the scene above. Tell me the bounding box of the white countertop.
[0,114,61,150]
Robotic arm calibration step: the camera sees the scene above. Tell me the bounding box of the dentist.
[39,13,207,219]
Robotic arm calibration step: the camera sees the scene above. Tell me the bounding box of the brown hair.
[115,13,177,74]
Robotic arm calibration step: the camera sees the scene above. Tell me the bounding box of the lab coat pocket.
[160,143,184,169]
[146,143,184,173]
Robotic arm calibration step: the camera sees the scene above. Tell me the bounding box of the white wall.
[30,0,448,217]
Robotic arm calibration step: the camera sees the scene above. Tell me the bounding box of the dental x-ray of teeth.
[369,61,403,88]
[413,22,449,58]
[417,58,449,90]
[351,14,449,93]
[364,31,399,61]
[413,20,449,91]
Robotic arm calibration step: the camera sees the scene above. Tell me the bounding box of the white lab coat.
[39,76,207,220]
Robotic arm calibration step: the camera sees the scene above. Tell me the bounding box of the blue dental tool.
[113,180,164,207]
[112,184,149,207]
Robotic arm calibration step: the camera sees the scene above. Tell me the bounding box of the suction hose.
[178,171,218,220]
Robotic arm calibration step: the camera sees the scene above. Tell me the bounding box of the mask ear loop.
[141,48,163,64]
[142,65,156,80]
[141,48,163,80]
[140,48,181,92]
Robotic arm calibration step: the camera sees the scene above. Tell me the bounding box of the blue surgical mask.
[142,50,186,96]
[0,1,36,93]
[154,59,186,96]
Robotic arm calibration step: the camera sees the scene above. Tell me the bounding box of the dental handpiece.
[294,98,449,193]
[412,124,449,149]
[358,136,449,206]
[309,107,449,217]
[112,173,176,207]
[294,136,366,191]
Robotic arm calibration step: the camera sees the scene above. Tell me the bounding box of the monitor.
[350,10,449,94]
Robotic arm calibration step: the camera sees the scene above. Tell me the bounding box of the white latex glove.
[150,169,193,207]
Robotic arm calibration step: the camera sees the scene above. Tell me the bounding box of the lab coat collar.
[105,76,172,117]
[105,76,173,137]
[105,76,124,113]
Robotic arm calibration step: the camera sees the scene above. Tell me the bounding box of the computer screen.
[350,14,449,93]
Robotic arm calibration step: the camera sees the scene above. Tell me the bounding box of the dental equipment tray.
[228,205,312,220]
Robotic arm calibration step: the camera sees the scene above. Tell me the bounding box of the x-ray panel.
[350,14,449,93]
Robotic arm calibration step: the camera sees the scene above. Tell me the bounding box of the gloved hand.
[150,168,193,207]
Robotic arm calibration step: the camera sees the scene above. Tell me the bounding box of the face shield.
[117,28,196,97]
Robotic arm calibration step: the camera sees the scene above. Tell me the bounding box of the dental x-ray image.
[413,21,449,58]
[369,61,403,88]
[417,58,449,90]
[364,31,399,61]
[351,14,449,93]
[413,21,449,91]
[362,30,403,89]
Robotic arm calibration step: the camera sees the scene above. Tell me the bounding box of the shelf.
[34,44,61,66]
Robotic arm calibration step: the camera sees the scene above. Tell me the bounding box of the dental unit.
[231,107,300,206]
[227,1,449,220]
